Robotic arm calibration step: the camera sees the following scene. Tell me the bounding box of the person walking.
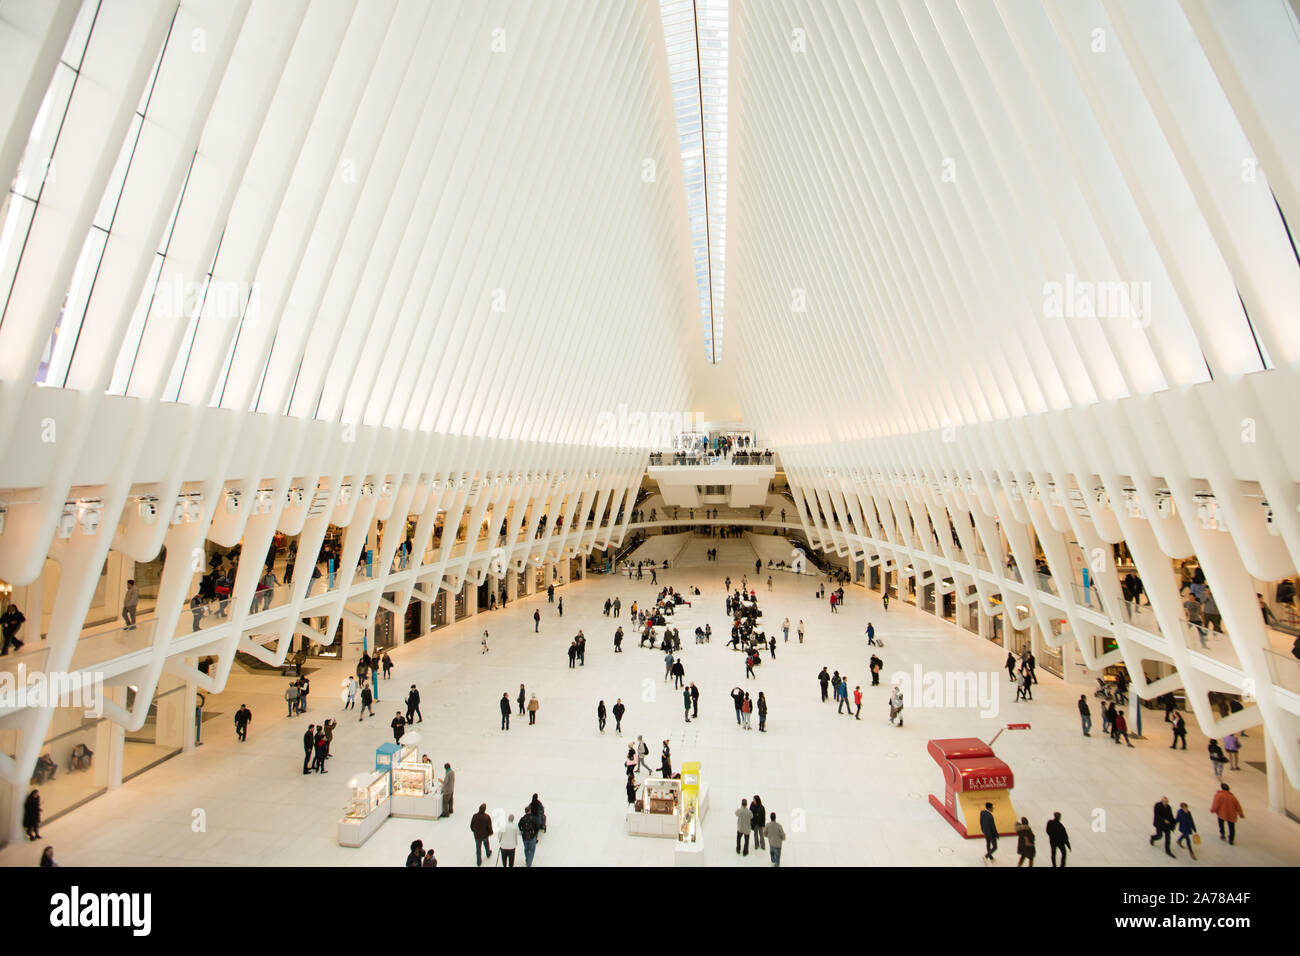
[797,620,805,644]
[1005,652,1016,683]
[534,608,541,632]
[744,653,756,680]
[344,675,357,711]
[979,802,998,861]
[612,698,625,734]
[481,630,489,654]
[853,685,863,719]
[1210,783,1244,845]
[598,700,607,733]
[500,692,511,730]
[671,658,686,689]
[782,618,790,642]
[519,806,540,867]
[1208,739,1229,779]
[1078,695,1092,737]
[1045,812,1070,867]
[1150,797,1176,857]
[234,704,251,742]
[1170,711,1187,750]
[1014,817,1036,867]
[757,691,768,732]
[766,812,787,866]
[499,814,519,867]
[557,596,563,617]
[664,650,675,682]
[835,677,852,715]
[390,711,406,745]
[818,667,831,702]
[121,579,139,629]
[1112,708,1134,747]
[735,798,751,856]
[1175,802,1197,860]
[406,685,422,723]
[439,763,455,817]
[517,683,526,716]
[470,804,494,866]
[636,735,652,775]
[359,683,374,720]
[527,693,540,725]
[866,622,878,646]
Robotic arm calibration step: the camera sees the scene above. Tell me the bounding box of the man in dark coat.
[470,804,494,866]
[500,692,511,730]
[1150,797,1176,856]
[1045,811,1070,867]
[980,802,999,861]
[302,724,315,774]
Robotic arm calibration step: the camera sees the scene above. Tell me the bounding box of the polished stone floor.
[3,533,1297,867]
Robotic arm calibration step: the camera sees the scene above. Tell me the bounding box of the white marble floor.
[4,533,1298,867]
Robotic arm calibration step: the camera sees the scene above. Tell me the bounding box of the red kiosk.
[927,725,1029,838]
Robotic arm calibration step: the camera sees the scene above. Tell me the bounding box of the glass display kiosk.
[337,770,392,847]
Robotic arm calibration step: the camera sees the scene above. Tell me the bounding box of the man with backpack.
[518,807,540,867]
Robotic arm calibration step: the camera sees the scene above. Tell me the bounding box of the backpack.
[519,815,538,840]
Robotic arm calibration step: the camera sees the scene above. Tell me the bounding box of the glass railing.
[1179,619,1241,668]
[648,450,775,466]
[1264,648,1300,695]
[1070,581,1104,611]
[1035,572,1058,596]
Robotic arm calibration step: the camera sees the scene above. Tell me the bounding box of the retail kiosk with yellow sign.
[673,760,708,865]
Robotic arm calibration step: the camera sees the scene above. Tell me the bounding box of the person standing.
[499,814,519,867]
[470,804,494,866]
[557,596,563,617]
[766,812,787,866]
[1078,695,1091,737]
[671,658,686,689]
[598,700,608,733]
[980,802,998,861]
[740,693,753,729]
[381,652,393,679]
[23,790,41,841]
[757,692,768,732]
[312,729,328,773]
[750,795,767,851]
[660,740,672,778]
[1223,733,1241,770]
[735,798,751,856]
[1005,652,1016,683]
[390,711,406,745]
[527,693,540,725]
[664,650,675,682]
[1210,783,1244,845]
[1015,818,1036,867]
[797,620,805,644]
[1170,712,1187,749]
[1150,797,1176,857]
[818,667,831,702]
[1175,803,1197,860]
[344,676,357,711]
[440,763,455,817]
[534,609,541,632]
[1045,812,1070,867]
[853,685,863,720]
[614,626,624,652]
[888,685,904,727]
[406,685,422,723]
[234,704,251,742]
[481,630,489,654]
[302,724,315,775]
[500,692,511,730]
[870,655,882,686]
[689,682,699,719]
[682,685,692,723]
[782,617,790,642]
[285,682,300,717]
[517,683,526,716]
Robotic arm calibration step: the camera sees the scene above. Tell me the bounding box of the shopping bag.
[1193,834,1201,845]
